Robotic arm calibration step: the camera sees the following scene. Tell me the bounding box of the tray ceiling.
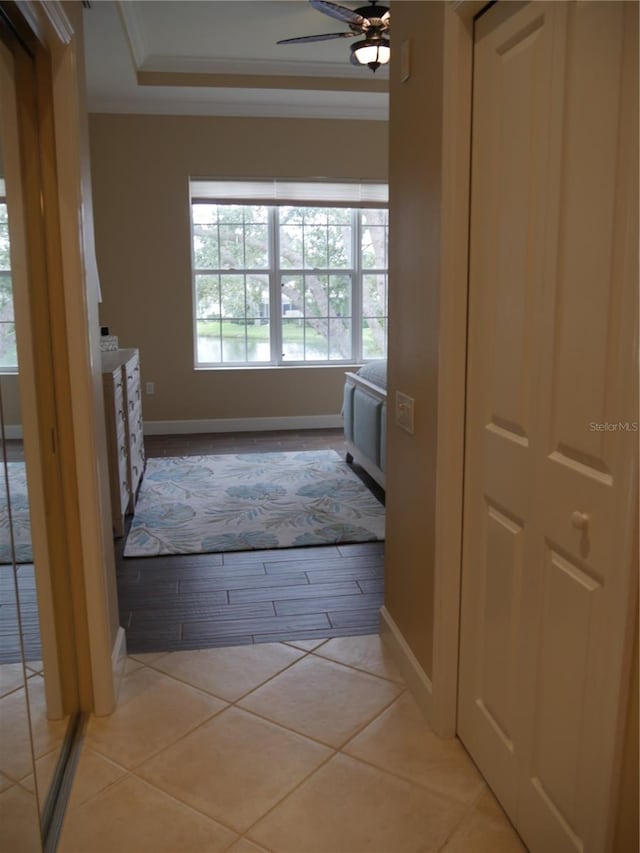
[83,1,389,120]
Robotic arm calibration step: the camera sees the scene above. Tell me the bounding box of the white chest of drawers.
[102,348,146,536]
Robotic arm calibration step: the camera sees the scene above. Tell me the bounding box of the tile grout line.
[229,681,405,754]
[137,646,313,704]
[0,682,33,701]
[83,689,230,775]
[239,645,395,700]
[433,782,490,853]
[62,766,134,813]
[71,641,449,845]
[100,693,338,843]
[132,639,404,705]
[331,685,408,751]
[15,743,73,791]
[232,732,484,852]
[308,651,406,686]
[238,743,340,845]
[335,743,487,807]
[237,690,470,850]
[115,647,405,763]
[66,763,245,842]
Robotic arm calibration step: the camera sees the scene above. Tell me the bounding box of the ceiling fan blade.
[277,31,356,45]
[309,0,366,28]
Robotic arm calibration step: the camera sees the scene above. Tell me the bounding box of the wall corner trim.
[101,626,127,717]
[379,606,438,730]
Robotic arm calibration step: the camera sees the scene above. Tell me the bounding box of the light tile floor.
[58,635,527,853]
[0,662,70,852]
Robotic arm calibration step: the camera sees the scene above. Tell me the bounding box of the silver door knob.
[571,511,590,530]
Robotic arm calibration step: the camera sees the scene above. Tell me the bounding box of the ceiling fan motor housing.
[350,4,390,33]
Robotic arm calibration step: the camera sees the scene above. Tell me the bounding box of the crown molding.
[12,1,73,46]
[87,94,388,122]
[116,0,147,67]
[137,68,387,95]
[13,1,41,38]
[139,52,388,83]
[38,0,73,45]
[115,4,388,90]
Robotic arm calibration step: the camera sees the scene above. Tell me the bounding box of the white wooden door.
[457,3,638,852]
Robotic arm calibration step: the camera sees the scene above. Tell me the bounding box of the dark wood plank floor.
[116,429,386,653]
[0,563,41,663]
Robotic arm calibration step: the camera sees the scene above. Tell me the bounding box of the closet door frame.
[2,0,120,716]
[430,2,637,849]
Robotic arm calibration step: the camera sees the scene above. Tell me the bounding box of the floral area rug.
[123,450,385,558]
[0,462,33,564]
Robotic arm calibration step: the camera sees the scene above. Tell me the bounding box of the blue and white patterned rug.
[0,463,32,564]
[123,450,385,558]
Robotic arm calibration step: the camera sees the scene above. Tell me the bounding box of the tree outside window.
[0,200,17,370]
[191,191,388,367]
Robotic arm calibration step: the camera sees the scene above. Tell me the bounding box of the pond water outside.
[197,336,333,364]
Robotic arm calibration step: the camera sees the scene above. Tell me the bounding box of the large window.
[0,182,17,370]
[190,180,388,367]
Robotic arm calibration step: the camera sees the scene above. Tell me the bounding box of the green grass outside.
[197,319,386,354]
[198,320,324,345]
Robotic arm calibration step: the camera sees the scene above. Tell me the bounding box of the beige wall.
[384,1,445,679]
[89,114,388,425]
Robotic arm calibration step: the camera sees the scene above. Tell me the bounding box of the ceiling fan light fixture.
[278,1,390,72]
[351,36,390,72]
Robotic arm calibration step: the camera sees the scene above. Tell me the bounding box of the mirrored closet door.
[0,12,80,851]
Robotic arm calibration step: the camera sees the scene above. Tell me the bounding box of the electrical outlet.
[395,391,415,434]
[146,382,155,395]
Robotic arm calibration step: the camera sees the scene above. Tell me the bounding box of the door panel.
[478,504,524,741]
[459,2,638,851]
[458,0,557,818]
[534,547,601,811]
[519,3,638,851]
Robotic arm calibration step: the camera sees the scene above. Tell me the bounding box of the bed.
[342,360,387,489]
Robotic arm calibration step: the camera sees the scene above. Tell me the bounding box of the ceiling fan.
[277,0,391,73]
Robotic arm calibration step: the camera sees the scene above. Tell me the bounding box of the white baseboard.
[379,606,435,727]
[110,626,127,705]
[3,425,22,439]
[143,414,343,435]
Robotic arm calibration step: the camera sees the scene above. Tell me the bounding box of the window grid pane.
[361,271,388,359]
[280,273,353,362]
[191,197,387,366]
[279,207,352,271]
[0,201,16,370]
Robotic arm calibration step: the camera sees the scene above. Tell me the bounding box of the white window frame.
[190,179,388,369]
[0,184,17,374]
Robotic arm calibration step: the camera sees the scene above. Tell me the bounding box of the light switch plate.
[395,391,415,434]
